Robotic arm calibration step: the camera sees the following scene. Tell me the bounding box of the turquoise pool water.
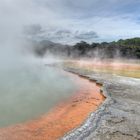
[0,63,76,127]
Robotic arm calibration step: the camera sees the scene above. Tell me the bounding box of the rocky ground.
[61,67,140,140]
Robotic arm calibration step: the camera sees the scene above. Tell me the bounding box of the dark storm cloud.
[55,30,71,38]
[26,27,99,44]
[43,29,73,41]
[75,31,99,40]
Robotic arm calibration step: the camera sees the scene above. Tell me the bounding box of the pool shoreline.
[0,67,104,140]
[62,67,140,140]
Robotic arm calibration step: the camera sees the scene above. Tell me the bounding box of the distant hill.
[30,38,140,59]
[29,40,71,57]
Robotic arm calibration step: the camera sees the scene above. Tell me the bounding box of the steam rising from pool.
[0,3,78,126]
[0,59,76,127]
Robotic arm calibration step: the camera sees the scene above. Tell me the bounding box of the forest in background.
[31,38,140,59]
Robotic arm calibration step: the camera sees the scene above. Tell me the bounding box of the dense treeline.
[32,38,140,59]
[71,38,140,58]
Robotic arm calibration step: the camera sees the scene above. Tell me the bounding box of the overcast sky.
[1,0,140,44]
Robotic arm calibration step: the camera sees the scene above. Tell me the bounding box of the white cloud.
[0,0,140,44]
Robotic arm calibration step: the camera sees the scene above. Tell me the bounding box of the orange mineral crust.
[0,72,104,140]
[67,60,140,71]
[65,60,140,78]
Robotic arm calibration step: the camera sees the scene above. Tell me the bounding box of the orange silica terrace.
[0,71,105,140]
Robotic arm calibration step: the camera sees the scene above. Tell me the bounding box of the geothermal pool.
[1,59,138,139]
[0,64,77,127]
[0,61,104,140]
